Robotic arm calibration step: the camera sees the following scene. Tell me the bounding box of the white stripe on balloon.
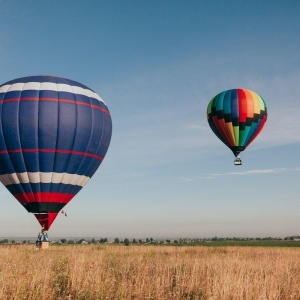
[0,172,90,187]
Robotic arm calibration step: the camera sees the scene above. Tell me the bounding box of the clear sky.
[0,0,299,238]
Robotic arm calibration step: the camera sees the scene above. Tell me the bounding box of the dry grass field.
[0,244,299,300]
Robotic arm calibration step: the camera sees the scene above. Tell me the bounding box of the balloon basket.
[39,241,49,249]
[234,157,242,165]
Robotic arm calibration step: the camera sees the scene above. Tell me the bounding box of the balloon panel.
[35,213,58,230]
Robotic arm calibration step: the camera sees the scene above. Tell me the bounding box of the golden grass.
[0,245,299,299]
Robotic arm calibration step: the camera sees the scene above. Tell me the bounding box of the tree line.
[0,235,299,245]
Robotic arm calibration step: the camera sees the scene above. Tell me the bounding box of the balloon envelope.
[207,88,267,157]
[0,75,112,229]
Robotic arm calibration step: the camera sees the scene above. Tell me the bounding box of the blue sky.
[0,0,299,238]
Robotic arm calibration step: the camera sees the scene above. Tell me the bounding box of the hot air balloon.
[0,75,112,231]
[207,88,267,165]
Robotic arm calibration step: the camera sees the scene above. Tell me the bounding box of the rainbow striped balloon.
[207,88,267,158]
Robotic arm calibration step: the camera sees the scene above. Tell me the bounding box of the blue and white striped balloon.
[0,75,112,229]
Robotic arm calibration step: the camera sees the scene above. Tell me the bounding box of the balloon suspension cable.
[234,154,242,166]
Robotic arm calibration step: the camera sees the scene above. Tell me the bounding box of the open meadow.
[0,244,299,300]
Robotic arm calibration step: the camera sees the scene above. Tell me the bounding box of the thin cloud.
[206,168,300,179]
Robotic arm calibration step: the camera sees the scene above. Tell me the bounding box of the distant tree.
[77,239,85,244]
[68,240,74,244]
[138,239,143,244]
[150,238,153,243]
[11,240,15,244]
[22,240,27,244]
[124,238,130,245]
[146,238,150,243]
[166,239,171,244]
[61,239,67,244]
[132,239,137,244]
[91,238,96,244]
[114,238,120,244]
[174,240,178,244]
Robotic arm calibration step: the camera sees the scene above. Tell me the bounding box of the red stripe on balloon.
[238,89,247,122]
[0,148,103,160]
[13,192,74,203]
[0,97,110,116]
